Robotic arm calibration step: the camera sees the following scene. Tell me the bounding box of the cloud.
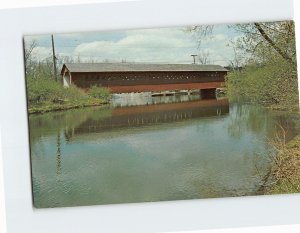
[73,28,197,63]
[25,26,244,66]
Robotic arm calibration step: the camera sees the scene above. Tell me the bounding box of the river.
[28,93,300,208]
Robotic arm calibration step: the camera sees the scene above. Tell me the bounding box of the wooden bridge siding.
[109,82,223,93]
[71,71,226,89]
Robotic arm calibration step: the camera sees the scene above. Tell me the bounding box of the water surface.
[29,93,299,208]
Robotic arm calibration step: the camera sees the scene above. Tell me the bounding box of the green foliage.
[225,21,299,110]
[26,77,86,105]
[226,58,299,109]
[26,76,111,114]
[27,77,64,104]
[88,86,111,101]
[25,59,111,113]
[24,40,116,115]
[229,21,296,65]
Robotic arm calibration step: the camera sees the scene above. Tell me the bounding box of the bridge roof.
[61,63,228,74]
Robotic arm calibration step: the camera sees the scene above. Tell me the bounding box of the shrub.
[64,85,87,100]
[27,77,63,104]
[226,59,299,109]
[88,86,111,101]
[26,77,86,105]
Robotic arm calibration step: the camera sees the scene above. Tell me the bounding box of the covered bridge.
[61,63,228,93]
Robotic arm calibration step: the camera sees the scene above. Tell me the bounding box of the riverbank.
[266,135,300,195]
[26,78,111,114]
[28,98,109,114]
[225,58,299,112]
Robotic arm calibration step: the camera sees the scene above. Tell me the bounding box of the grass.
[266,133,300,194]
[28,98,108,114]
[26,78,111,114]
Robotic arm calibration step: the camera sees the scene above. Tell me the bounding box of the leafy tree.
[188,21,298,109]
[230,21,296,65]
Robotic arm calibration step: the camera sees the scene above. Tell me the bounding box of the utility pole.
[51,34,57,81]
[191,54,197,64]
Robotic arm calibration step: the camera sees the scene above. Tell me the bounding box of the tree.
[189,21,296,66]
[226,21,298,108]
[24,40,37,76]
[254,23,294,64]
[227,40,247,70]
[230,21,296,65]
[186,25,214,48]
[198,50,210,64]
[188,21,298,108]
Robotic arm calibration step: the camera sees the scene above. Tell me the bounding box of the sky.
[24,24,242,66]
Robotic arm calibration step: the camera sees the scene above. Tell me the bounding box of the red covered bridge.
[61,63,228,94]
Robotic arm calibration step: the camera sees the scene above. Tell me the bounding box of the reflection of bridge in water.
[66,98,229,138]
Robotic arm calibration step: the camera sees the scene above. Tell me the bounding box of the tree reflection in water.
[28,93,300,208]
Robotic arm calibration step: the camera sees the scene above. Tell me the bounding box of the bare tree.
[24,40,37,63]
[189,21,296,67]
[186,25,214,48]
[227,40,247,70]
[87,57,96,63]
[76,54,81,63]
[24,40,37,75]
[186,25,213,64]
[198,50,210,64]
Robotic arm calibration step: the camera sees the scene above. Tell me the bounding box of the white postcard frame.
[0,0,299,233]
